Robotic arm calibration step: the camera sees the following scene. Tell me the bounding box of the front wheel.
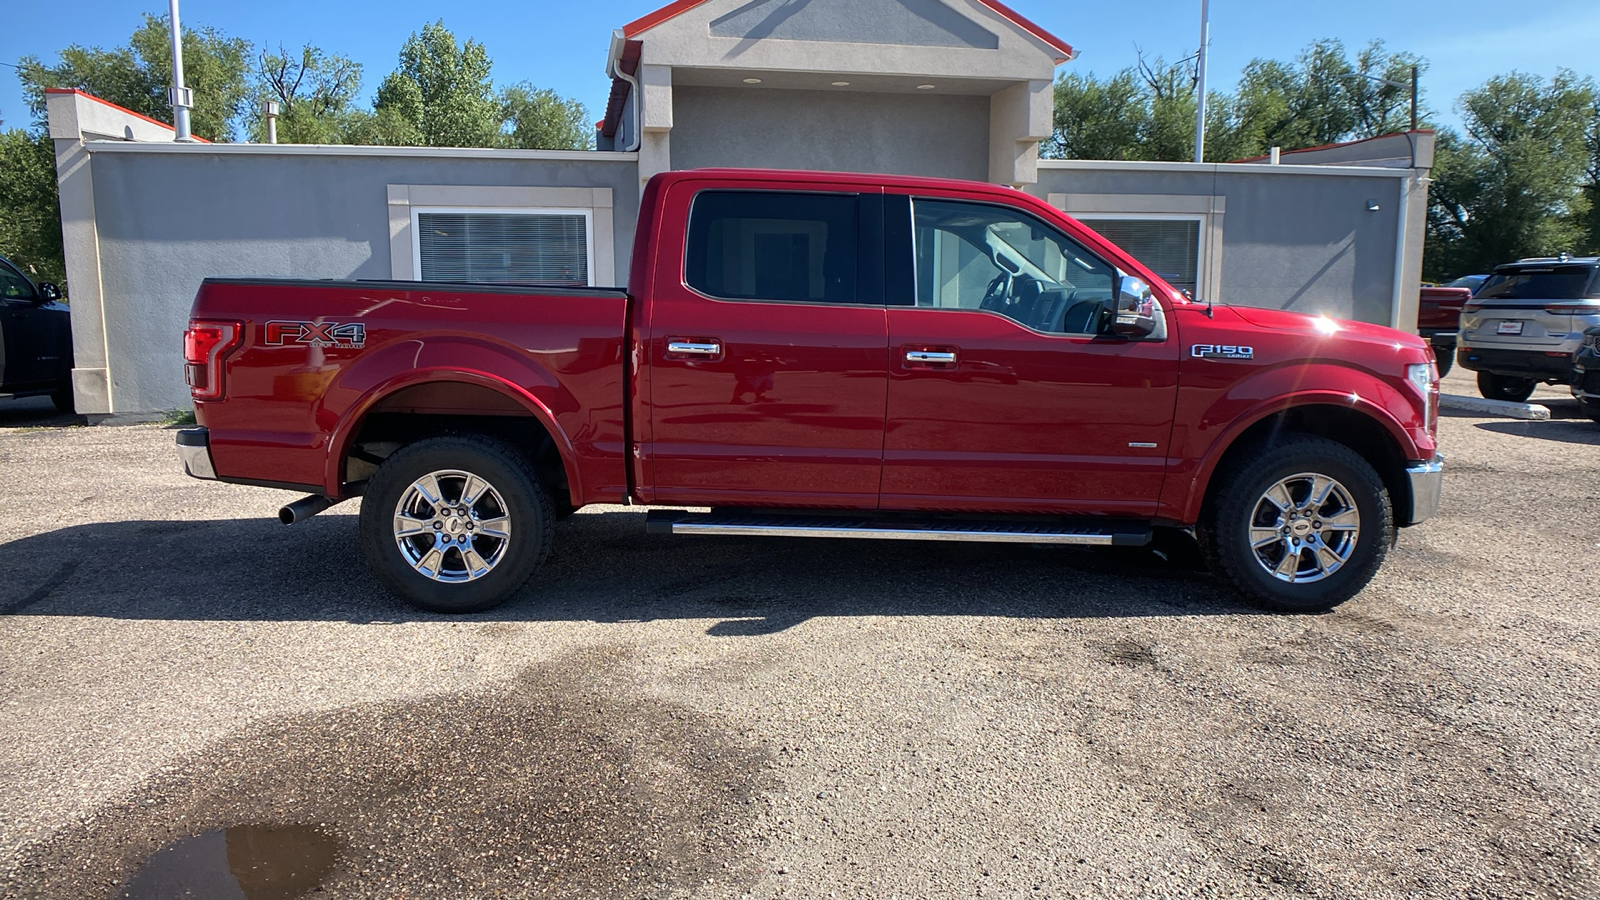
[1477,372,1535,403]
[1199,436,1393,613]
[359,435,553,613]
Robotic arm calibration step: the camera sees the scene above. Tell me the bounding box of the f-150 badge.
[264,321,367,349]
[1191,344,1253,360]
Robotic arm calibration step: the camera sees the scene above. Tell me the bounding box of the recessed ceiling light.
[832,81,850,87]
[917,84,936,90]
[743,77,762,84]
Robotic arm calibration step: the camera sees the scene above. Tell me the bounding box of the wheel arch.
[1187,399,1418,528]
[326,369,583,507]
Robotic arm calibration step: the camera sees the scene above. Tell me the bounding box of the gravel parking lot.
[0,369,1595,899]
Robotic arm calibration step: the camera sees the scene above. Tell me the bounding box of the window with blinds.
[1079,218,1201,297]
[415,210,590,286]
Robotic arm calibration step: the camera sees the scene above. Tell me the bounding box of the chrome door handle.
[667,341,722,356]
[905,350,956,364]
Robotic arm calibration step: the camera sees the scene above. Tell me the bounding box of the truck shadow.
[1474,419,1600,446]
[0,511,1255,628]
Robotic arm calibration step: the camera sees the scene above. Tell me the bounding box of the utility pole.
[1193,0,1210,163]
[167,0,193,141]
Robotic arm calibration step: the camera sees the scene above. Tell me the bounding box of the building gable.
[708,0,999,50]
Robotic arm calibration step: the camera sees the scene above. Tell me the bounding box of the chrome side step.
[645,510,1152,547]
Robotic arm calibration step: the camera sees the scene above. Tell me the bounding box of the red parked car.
[177,169,1442,615]
[1417,276,1483,376]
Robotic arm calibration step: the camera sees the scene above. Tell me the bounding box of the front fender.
[1163,363,1429,524]
[320,336,585,501]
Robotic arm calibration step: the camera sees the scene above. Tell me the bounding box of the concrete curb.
[1440,394,1551,420]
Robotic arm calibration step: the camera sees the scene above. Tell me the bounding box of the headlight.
[1406,362,1437,431]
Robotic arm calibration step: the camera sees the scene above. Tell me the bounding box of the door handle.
[904,350,957,365]
[667,340,722,357]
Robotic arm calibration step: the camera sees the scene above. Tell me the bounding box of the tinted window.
[913,198,1115,335]
[1477,265,1596,300]
[0,262,37,302]
[686,191,859,303]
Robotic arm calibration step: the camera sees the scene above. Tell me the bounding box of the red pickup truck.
[177,169,1442,614]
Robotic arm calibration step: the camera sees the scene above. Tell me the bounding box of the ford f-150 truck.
[177,169,1443,614]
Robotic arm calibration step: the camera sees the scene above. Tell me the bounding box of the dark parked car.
[1572,325,1600,422]
[0,256,74,412]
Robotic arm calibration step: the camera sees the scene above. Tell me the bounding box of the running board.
[645,510,1152,547]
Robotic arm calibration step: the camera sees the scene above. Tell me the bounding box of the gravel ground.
[0,368,1595,899]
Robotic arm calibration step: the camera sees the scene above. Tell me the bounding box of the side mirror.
[37,283,61,302]
[1111,275,1158,338]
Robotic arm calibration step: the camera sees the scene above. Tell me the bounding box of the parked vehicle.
[1458,257,1600,402]
[1418,279,1480,376]
[1571,325,1600,422]
[177,168,1442,615]
[1443,275,1488,294]
[0,256,73,412]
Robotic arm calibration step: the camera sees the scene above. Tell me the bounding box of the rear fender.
[1168,365,1425,524]
[322,337,583,502]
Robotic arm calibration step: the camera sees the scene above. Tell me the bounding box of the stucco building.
[47,0,1434,417]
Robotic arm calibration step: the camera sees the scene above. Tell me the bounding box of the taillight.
[183,320,243,400]
[1543,303,1600,314]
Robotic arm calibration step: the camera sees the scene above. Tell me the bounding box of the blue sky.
[3,0,1597,134]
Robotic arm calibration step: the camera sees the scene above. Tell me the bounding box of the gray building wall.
[1031,164,1411,327]
[670,86,991,181]
[83,147,639,414]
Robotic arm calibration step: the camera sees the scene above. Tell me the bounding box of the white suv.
[1458,257,1600,402]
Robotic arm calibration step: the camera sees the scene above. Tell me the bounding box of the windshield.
[1477,266,1595,300]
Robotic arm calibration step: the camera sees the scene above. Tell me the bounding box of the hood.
[1226,305,1429,352]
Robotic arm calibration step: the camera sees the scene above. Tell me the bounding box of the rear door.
[642,181,889,508]
[880,194,1180,516]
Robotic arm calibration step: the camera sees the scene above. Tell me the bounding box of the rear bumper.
[1402,455,1444,526]
[175,427,216,480]
[1457,346,1572,381]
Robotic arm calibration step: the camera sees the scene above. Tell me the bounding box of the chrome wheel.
[1248,472,1361,584]
[392,469,512,583]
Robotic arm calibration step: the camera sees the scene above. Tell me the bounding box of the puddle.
[119,824,338,900]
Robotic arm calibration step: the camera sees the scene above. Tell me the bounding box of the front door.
[0,262,48,389]
[881,196,1180,516]
[644,185,889,508]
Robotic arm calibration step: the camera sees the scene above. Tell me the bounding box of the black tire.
[358,434,553,614]
[1581,398,1600,424]
[50,383,74,414]
[1198,435,1392,613]
[1477,372,1535,403]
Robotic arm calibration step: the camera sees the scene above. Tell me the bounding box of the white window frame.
[387,185,615,285]
[1072,212,1207,297]
[409,206,596,288]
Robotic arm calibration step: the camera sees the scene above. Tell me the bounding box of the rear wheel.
[1477,372,1535,403]
[1199,435,1392,613]
[359,435,552,613]
[50,383,74,414]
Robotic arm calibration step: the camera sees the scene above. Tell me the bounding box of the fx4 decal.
[1191,344,1253,360]
[264,320,367,349]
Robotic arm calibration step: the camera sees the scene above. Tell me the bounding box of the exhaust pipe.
[279,494,336,525]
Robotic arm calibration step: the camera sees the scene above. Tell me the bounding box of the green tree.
[500,83,592,150]
[372,21,500,148]
[18,13,252,141]
[0,130,66,290]
[1425,70,1596,278]
[252,44,363,144]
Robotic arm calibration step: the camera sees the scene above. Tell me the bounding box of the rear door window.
[685,191,860,304]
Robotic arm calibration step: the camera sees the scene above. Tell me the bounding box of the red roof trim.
[622,0,1073,61]
[1230,129,1435,163]
[44,88,213,143]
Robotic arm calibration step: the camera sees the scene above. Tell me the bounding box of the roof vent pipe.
[1269,147,1280,165]
[167,0,194,141]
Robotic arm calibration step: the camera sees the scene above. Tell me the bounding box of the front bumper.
[1403,455,1444,526]
[176,427,216,480]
